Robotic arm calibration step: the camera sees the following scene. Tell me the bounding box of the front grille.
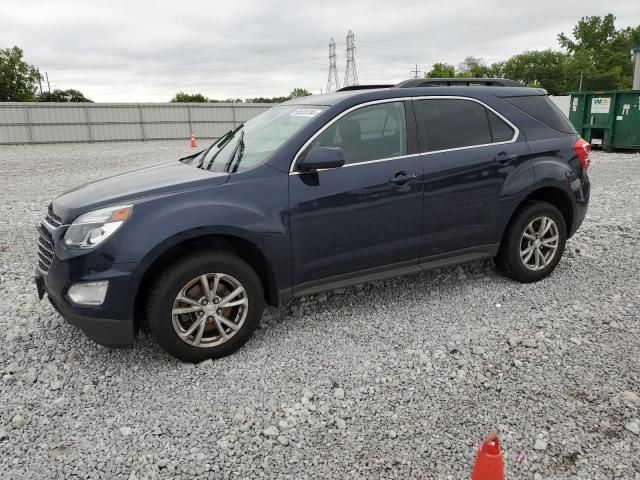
[45,204,62,228]
[37,224,55,272]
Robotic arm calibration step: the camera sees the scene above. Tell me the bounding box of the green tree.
[488,61,506,78]
[175,87,312,104]
[245,88,311,103]
[174,88,313,104]
[502,50,572,95]
[418,14,638,93]
[244,95,290,103]
[171,91,208,102]
[289,88,311,98]
[425,62,455,78]
[558,14,619,54]
[39,88,92,102]
[558,14,640,90]
[0,46,42,101]
[456,56,491,78]
[208,98,243,103]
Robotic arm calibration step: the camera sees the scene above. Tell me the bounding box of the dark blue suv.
[35,82,591,362]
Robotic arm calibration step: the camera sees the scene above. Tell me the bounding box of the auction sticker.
[291,108,323,118]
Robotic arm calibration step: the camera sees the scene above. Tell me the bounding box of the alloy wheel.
[519,216,560,271]
[171,273,248,348]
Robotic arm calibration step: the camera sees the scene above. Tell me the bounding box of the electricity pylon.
[326,38,340,93]
[343,30,359,87]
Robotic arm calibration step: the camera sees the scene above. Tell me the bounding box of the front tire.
[146,251,265,362]
[495,201,567,283]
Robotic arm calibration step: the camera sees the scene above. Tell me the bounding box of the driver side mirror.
[297,146,345,172]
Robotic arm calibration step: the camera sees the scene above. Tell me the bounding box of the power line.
[326,38,340,93]
[343,30,359,87]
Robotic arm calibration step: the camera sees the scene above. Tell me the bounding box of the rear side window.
[418,99,492,151]
[488,110,515,142]
[504,95,575,134]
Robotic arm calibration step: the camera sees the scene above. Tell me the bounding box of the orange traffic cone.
[190,133,197,148]
[471,434,504,480]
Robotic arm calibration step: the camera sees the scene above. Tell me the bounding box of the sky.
[1,0,639,102]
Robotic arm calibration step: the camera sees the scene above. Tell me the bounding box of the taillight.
[573,138,591,171]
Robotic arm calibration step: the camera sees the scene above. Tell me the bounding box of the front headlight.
[64,204,133,249]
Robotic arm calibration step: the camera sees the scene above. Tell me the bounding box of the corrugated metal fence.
[0,103,271,145]
[1,97,571,145]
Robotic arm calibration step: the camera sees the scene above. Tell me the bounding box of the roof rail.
[395,78,523,88]
[336,84,394,92]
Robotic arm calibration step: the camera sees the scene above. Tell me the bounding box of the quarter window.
[309,102,407,165]
[504,95,575,134]
[419,99,509,152]
[487,110,515,142]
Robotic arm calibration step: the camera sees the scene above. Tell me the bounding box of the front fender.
[113,164,292,302]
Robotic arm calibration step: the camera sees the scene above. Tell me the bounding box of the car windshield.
[185,105,327,173]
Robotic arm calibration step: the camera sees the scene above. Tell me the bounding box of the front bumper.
[35,267,136,347]
[34,221,138,347]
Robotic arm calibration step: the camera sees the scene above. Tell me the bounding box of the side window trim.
[289,96,520,173]
[412,97,519,155]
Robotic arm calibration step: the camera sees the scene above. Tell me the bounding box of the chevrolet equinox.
[35,80,591,362]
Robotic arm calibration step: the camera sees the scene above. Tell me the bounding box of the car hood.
[53,161,229,223]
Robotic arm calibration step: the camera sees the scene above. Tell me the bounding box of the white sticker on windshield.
[290,108,322,118]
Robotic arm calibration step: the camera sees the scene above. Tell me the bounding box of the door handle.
[389,172,417,186]
[494,152,518,164]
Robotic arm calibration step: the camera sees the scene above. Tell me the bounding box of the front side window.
[419,99,494,152]
[308,101,407,165]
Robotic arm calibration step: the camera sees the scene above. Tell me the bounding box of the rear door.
[289,100,423,294]
[414,97,531,260]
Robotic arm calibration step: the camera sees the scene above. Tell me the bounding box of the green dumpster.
[568,90,640,151]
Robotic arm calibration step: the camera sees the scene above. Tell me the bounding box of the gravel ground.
[0,141,639,480]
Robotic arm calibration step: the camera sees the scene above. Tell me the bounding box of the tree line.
[426,14,640,95]
[170,88,312,104]
[0,47,92,102]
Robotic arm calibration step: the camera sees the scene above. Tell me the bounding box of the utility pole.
[632,48,640,90]
[326,38,340,93]
[411,64,420,79]
[343,30,359,87]
[579,71,583,91]
[36,68,43,95]
[45,72,51,93]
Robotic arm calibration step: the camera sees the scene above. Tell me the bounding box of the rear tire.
[495,201,567,283]
[146,251,265,362]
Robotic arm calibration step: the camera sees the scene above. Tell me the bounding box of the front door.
[289,100,423,295]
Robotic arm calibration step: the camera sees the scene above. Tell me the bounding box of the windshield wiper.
[198,123,244,170]
[223,130,245,173]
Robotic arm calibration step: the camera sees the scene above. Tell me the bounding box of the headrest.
[339,119,361,142]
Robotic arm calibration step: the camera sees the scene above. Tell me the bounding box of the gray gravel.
[1,141,639,479]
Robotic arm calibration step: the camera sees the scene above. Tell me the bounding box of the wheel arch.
[134,233,281,330]
[502,185,574,243]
